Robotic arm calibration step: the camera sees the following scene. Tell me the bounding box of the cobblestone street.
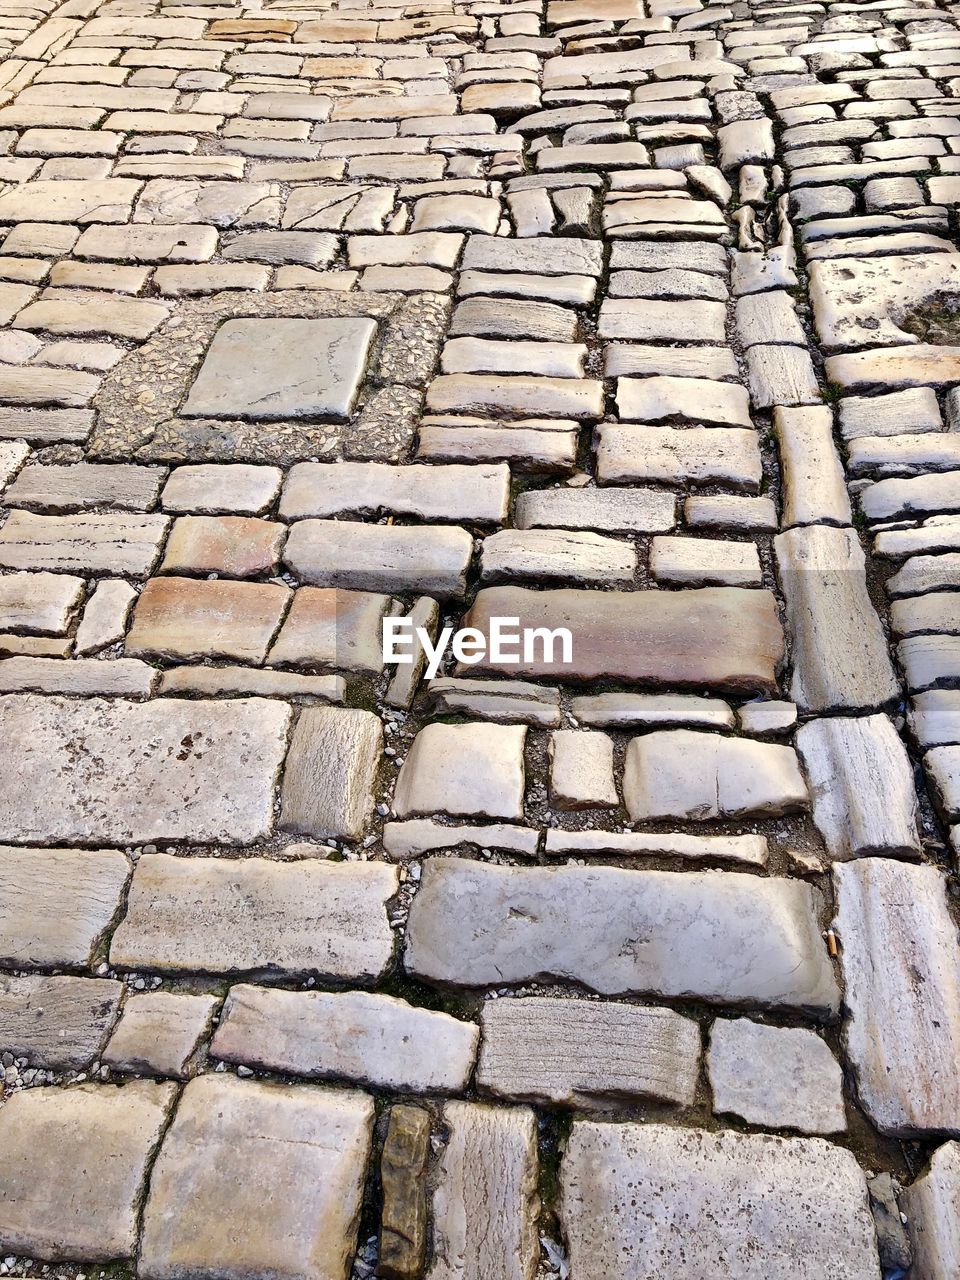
[0,0,959,1273]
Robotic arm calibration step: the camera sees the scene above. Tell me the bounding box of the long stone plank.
[405,859,839,1012]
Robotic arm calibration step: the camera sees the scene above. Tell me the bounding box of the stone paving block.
[406,858,838,1012]
[183,317,377,420]
[834,858,960,1135]
[212,985,478,1093]
[103,991,219,1079]
[126,577,290,664]
[707,1018,847,1134]
[477,996,700,1106]
[268,586,389,674]
[560,1123,881,1280]
[111,854,398,981]
[284,520,473,598]
[0,845,130,968]
[280,460,509,523]
[394,722,527,821]
[549,729,618,808]
[280,706,383,840]
[0,1081,177,1262]
[0,511,169,576]
[139,1075,374,1280]
[0,570,84,634]
[901,1142,960,1280]
[379,1105,431,1280]
[0,695,290,845]
[0,973,123,1068]
[430,1101,539,1280]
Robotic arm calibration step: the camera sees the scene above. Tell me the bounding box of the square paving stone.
[181,317,377,421]
[0,1080,177,1262]
[138,1075,374,1280]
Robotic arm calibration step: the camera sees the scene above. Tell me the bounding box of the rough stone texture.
[0,845,130,968]
[0,973,122,1068]
[462,586,782,693]
[280,706,383,840]
[139,1076,374,1280]
[775,525,899,712]
[796,715,921,860]
[0,695,290,845]
[560,1123,882,1280]
[394,722,527,821]
[183,316,377,419]
[834,858,960,1135]
[379,1105,431,1280]
[0,1081,177,1262]
[285,520,473,598]
[406,859,838,1012]
[623,730,808,821]
[477,996,700,1106]
[901,1142,960,1280]
[102,991,219,1079]
[212,985,478,1092]
[110,854,398,981]
[708,1019,847,1134]
[429,1101,540,1280]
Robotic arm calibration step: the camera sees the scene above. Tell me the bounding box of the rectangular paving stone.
[0,845,130,968]
[901,1142,960,1280]
[596,425,763,490]
[3,462,165,513]
[462,585,782,693]
[182,317,377,421]
[477,996,700,1106]
[426,373,604,420]
[0,1081,177,1262]
[834,858,960,1136]
[139,1076,374,1280]
[102,991,219,1080]
[284,520,473,598]
[125,577,291,665]
[0,178,141,223]
[212,985,478,1093]
[406,859,838,1012]
[280,461,510,523]
[430,1101,539,1280]
[0,511,169,576]
[0,570,84,634]
[560,1122,881,1280]
[110,853,398,981]
[280,706,382,840]
[514,486,675,532]
[0,973,123,1069]
[0,695,290,845]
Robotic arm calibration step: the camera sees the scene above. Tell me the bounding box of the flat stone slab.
[0,511,169,576]
[212,985,478,1093]
[430,1101,539,1280]
[0,973,123,1068]
[0,845,130,967]
[394,722,527,821]
[0,695,290,846]
[182,317,377,420]
[280,461,509,523]
[405,859,839,1012]
[834,858,960,1136]
[901,1142,960,1280]
[774,525,899,712]
[284,520,473,598]
[110,853,398,981]
[796,715,920,860]
[280,706,382,840]
[477,996,700,1106]
[139,1076,373,1280]
[708,1018,847,1134]
[0,1081,177,1262]
[103,991,219,1079]
[623,729,808,821]
[560,1122,881,1280]
[461,586,782,693]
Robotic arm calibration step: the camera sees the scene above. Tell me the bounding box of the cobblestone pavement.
[3,0,960,1274]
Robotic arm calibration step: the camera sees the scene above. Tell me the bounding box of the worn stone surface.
[834,858,960,1136]
[0,845,130,968]
[901,1142,960,1280]
[212,985,478,1092]
[0,973,123,1068]
[139,1076,374,1280]
[103,991,218,1079]
[0,695,290,845]
[0,1081,177,1262]
[394,722,527,821]
[280,706,382,840]
[111,854,398,981]
[560,1123,881,1280]
[477,997,700,1107]
[708,1019,847,1134]
[406,859,838,1011]
[429,1101,539,1280]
